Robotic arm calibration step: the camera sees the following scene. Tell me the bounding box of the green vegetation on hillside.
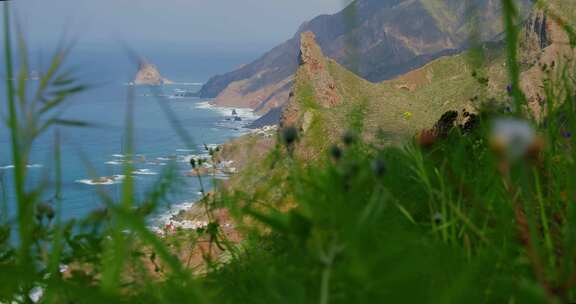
[2,0,576,303]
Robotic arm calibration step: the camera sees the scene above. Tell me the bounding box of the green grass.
[2,0,576,303]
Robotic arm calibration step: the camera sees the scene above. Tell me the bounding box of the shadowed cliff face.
[199,0,531,114]
[519,2,576,119]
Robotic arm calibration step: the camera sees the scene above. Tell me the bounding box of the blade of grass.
[4,1,33,273]
[501,0,527,116]
[101,85,136,294]
[46,129,65,303]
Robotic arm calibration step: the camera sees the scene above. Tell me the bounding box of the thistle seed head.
[330,145,343,161]
[282,127,298,146]
[371,158,386,177]
[342,131,357,146]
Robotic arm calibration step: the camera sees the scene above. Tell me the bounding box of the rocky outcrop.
[520,10,552,66]
[200,0,532,116]
[298,32,341,108]
[280,32,342,131]
[134,61,173,85]
[519,5,575,118]
[279,92,301,130]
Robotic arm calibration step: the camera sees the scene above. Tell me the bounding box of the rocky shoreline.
[152,123,279,237]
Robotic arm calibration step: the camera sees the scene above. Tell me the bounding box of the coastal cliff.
[200,0,532,117]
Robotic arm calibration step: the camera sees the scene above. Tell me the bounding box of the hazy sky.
[12,0,351,53]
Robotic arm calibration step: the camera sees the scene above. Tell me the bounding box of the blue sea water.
[0,47,258,227]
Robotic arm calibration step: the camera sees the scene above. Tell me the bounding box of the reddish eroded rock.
[298,31,341,108]
[280,32,341,131]
[520,8,575,119]
[279,94,301,129]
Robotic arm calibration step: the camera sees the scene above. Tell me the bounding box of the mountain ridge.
[199,0,531,116]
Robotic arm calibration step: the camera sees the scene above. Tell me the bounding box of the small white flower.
[59,264,69,273]
[29,286,44,303]
[491,118,536,159]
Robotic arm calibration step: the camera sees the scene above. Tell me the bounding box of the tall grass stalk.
[3,1,30,271]
[501,0,527,115]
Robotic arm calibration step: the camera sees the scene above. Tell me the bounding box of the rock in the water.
[134,61,173,85]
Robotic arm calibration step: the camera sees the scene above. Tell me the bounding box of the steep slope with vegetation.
[201,2,576,302]
[216,29,510,207]
[200,0,531,116]
[218,0,576,210]
[3,0,576,303]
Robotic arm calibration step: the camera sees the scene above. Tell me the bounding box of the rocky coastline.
[152,123,278,237]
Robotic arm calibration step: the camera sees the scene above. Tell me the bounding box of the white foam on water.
[105,161,123,166]
[111,154,145,158]
[0,164,43,170]
[132,169,158,176]
[170,82,204,86]
[148,201,196,231]
[76,175,125,186]
[145,157,236,234]
[195,101,259,120]
[148,203,213,235]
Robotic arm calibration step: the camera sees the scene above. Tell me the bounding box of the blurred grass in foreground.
[2,0,576,303]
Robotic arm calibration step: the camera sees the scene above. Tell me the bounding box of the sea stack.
[134,60,173,85]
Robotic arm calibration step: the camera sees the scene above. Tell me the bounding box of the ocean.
[0,46,259,228]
